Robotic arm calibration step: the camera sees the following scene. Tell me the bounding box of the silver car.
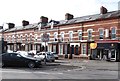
[38,52,55,62]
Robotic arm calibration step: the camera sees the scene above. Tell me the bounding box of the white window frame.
[81,43,86,55]
[20,35,23,43]
[111,27,116,39]
[51,21,54,29]
[12,35,15,43]
[35,34,38,42]
[69,31,73,41]
[59,44,63,55]
[40,33,43,42]
[99,28,104,39]
[25,34,28,43]
[87,29,93,40]
[78,30,82,40]
[38,23,41,30]
[54,32,58,41]
[61,32,64,42]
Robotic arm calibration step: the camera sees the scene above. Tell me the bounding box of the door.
[110,49,116,61]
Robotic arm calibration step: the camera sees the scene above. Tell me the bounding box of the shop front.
[91,40,120,61]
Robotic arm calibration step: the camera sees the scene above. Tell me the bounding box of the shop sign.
[90,43,97,49]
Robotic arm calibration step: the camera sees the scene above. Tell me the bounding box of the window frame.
[87,29,93,40]
[69,31,73,41]
[111,27,116,39]
[78,30,82,40]
[99,28,104,39]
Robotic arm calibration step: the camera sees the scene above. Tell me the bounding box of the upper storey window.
[54,32,58,41]
[78,30,82,40]
[61,32,64,42]
[87,29,93,40]
[111,27,116,39]
[99,29,104,39]
[69,31,73,41]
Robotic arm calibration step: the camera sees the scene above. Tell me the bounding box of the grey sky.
[0,0,119,27]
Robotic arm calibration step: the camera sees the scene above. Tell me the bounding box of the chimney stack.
[65,13,74,20]
[40,16,48,24]
[22,20,29,26]
[100,6,108,14]
[8,23,15,29]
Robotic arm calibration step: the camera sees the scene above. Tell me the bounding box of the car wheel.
[28,62,35,68]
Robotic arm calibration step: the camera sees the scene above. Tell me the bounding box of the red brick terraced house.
[0,6,120,61]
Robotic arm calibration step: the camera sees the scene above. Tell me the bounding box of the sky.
[0,0,119,27]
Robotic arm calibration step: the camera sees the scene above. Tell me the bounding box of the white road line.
[1,70,63,74]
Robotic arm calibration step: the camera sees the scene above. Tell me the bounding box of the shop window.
[99,29,104,39]
[111,27,116,39]
[69,31,73,41]
[78,30,82,40]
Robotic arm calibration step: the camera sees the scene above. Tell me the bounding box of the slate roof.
[2,10,120,32]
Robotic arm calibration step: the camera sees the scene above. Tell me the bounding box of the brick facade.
[0,7,120,61]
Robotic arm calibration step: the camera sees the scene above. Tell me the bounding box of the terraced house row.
[0,6,120,61]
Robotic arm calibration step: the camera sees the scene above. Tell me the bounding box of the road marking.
[1,70,63,74]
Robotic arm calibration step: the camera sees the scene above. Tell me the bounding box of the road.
[0,59,119,79]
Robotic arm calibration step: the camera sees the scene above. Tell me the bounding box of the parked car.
[7,50,13,53]
[37,52,55,62]
[16,51,45,61]
[48,52,58,59]
[29,50,40,55]
[1,52,41,68]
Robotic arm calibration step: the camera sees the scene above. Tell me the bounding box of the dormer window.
[51,21,54,29]
[38,23,41,30]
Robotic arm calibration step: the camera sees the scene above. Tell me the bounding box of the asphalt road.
[0,59,119,79]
